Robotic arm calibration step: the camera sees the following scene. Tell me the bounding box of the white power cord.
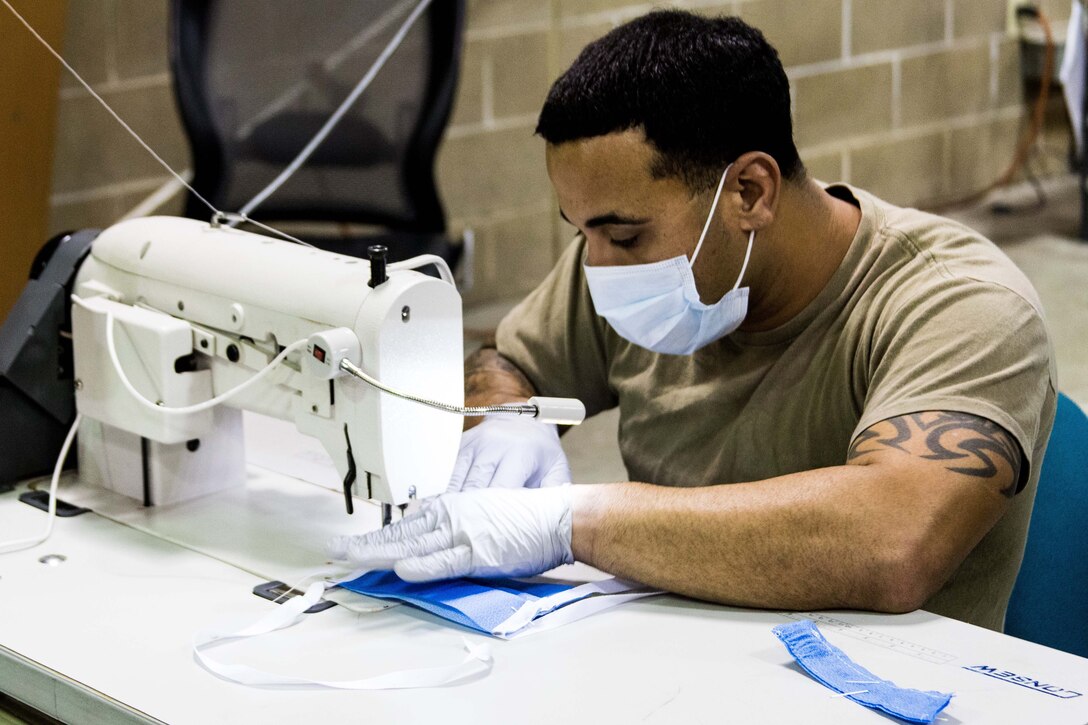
[71,295,307,416]
[0,413,82,554]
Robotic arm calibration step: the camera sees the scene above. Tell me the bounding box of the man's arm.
[463,347,537,429]
[570,411,1019,612]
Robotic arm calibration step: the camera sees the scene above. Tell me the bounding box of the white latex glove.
[446,417,572,492]
[326,486,574,581]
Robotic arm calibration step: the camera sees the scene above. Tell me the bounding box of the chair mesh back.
[180,0,451,230]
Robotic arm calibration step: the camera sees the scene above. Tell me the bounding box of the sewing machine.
[67,216,464,514]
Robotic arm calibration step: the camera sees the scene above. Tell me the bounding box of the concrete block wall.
[47,0,188,236]
[42,0,1069,304]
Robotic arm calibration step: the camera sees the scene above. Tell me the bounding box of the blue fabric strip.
[773,620,952,724]
[339,570,572,634]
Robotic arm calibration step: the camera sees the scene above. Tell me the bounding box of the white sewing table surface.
[2,418,1087,725]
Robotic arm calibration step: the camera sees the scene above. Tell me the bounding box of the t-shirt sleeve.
[853,280,1055,493]
[495,235,618,419]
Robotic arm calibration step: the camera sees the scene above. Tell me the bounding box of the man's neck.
[739,178,862,332]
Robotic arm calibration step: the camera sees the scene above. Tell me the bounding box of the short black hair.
[536,10,804,191]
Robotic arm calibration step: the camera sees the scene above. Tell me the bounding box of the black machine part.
[0,229,99,488]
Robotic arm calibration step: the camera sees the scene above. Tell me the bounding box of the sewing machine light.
[303,328,361,380]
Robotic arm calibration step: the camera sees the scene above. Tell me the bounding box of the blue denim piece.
[773,620,953,724]
[339,570,572,634]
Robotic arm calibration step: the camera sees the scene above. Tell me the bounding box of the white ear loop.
[687,164,756,292]
[732,229,756,291]
[689,164,732,267]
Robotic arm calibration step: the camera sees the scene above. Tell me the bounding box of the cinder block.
[948,116,1020,195]
[556,22,614,74]
[59,0,112,89]
[900,45,992,126]
[802,150,844,183]
[996,37,1025,110]
[793,63,894,147]
[50,82,189,195]
[466,0,552,31]
[737,0,842,67]
[451,39,485,127]
[848,131,945,207]
[953,0,1007,38]
[557,0,652,19]
[436,125,551,218]
[460,206,557,304]
[1037,0,1071,24]
[48,196,122,238]
[490,31,550,119]
[851,0,945,55]
[113,0,169,79]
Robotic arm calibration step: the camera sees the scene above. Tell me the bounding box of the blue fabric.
[773,620,952,724]
[339,570,572,634]
[1007,393,1088,658]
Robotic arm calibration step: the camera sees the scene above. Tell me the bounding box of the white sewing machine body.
[69,216,464,509]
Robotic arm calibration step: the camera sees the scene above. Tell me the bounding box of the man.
[329,10,1056,631]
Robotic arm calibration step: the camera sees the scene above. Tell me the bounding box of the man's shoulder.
[852,187,1045,317]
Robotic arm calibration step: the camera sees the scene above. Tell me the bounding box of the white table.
[2,447,1087,724]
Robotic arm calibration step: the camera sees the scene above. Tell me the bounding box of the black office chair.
[169,0,465,267]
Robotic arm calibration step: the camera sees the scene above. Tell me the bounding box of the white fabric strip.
[492,578,661,639]
[193,582,492,689]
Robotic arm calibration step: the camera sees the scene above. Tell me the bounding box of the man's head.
[537,10,804,308]
[537,10,803,194]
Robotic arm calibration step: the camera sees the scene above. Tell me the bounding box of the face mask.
[339,569,656,638]
[193,570,657,691]
[583,165,755,355]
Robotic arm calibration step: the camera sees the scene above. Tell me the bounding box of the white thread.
[0,0,317,249]
[237,0,433,219]
[831,690,869,698]
[0,0,219,217]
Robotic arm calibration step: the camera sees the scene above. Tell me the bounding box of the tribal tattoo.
[464,347,535,402]
[847,412,1021,498]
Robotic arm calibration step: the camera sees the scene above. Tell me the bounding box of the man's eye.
[609,235,639,248]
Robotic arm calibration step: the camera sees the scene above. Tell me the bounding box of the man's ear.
[726,151,780,232]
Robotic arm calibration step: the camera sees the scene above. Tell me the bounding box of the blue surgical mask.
[338,570,656,638]
[583,165,755,355]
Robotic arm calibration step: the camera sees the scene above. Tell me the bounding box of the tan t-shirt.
[496,184,1057,631]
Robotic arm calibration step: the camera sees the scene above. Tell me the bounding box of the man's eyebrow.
[558,208,650,228]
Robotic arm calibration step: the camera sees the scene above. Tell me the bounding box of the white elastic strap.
[71,294,306,416]
[731,229,756,291]
[193,582,493,689]
[0,413,82,554]
[491,578,661,639]
[689,164,732,267]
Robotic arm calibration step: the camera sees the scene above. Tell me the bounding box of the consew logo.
[963,665,1083,699]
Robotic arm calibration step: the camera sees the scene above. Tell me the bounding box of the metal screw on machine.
[367,245,388,288]
[401,305,410,322]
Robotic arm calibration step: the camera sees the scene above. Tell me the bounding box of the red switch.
[313,345,327,363]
